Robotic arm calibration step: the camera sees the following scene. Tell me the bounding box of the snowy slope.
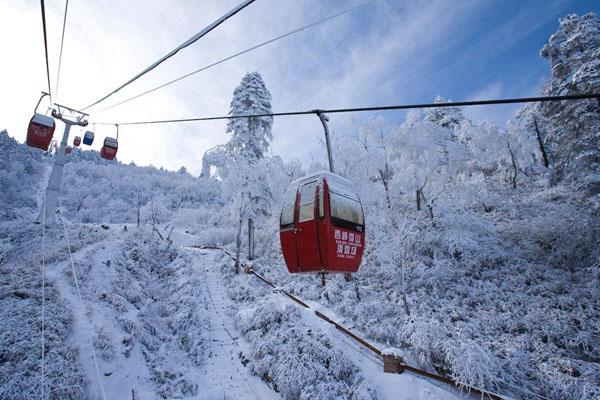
[3,15,600,397]
[0,214,475,400]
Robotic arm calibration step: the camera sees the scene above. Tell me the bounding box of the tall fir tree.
[536,13,600,190]
[226,72,273,161]
[223,72,275,271]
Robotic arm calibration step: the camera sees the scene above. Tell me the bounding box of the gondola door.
[280,187,299,272]
[295,181,322,272]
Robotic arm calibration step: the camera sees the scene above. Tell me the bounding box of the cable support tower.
[93,93,600,126]
[96,0,379,113]
[81,0,256,111]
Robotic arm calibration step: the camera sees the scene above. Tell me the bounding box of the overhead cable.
[58,211,108,400]
[40,0,53,103]
[55,0,70,103]
[40,200,46,400]
[93,93,600,126]
[96,0,380,113]
[81,0,256,111]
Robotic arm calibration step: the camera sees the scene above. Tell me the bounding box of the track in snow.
[187,248,278,400]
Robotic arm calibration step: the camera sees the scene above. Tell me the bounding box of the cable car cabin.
[26,113,55,151]
[100,137,118,160]
[280,171,365,274]
[65,145,73,154]
[83,131,94,145]
[73,136,81,147]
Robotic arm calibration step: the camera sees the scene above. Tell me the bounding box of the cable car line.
[40,201,46,400]
[39,0,53,103]
[81,0,257,112]
[93,92,600,126]
[54,0,70,103]
[58,211,108,400]
[95,0,380,113]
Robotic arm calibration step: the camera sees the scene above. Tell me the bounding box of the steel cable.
[95,0,379,113]
[93,93,600,126]
[81,0,256,111]
[40,0,53,103]
[54,0,70,103]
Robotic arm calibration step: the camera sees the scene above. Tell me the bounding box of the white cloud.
[0,0,565,175]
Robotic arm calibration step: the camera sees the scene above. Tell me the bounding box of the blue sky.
[1,0,598,173]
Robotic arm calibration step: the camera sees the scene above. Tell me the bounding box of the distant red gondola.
[73,135,81,147]
[65,145,73,154]
[280,171,365,274]
[100,137,118,160]
[27,113,55,151]
[26,92,55,151]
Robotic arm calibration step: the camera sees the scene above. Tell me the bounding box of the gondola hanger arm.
[313,110,334,174]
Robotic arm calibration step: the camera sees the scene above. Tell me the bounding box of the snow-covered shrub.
[0,223,87,400]
[0,130,46,221]
[102,229,210,398]
[93,325,116,362]
[238,298,376,400]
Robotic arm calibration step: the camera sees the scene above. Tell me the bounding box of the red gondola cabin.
[279,171,365,274]
[73,136,81,147]
[26,113,55,151]
[100,137,118,160]
[65,145,73,154]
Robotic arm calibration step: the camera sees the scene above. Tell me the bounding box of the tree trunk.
[506,134,518,189]
[401,291,411,316]
[533,116,549,168]
[510,152,518,189]
[419,189,433,220]
[378,167,393,211]
[234,209,243,274]
[136,191,141,227]
[248,218,254,261]
[399,259,411,316]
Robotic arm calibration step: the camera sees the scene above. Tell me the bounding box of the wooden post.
[382,349,404,373]
[383,354,404,373]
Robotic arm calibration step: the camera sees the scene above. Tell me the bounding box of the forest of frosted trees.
[1,12,599,400]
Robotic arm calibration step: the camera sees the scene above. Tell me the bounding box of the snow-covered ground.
[185,247,278,400]
[1,217,476,399]
[2,14,599,398]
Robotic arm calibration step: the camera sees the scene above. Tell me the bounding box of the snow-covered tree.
[226,71,273,161]
[221,72,275,270]
[537,13,600,190]
[424,95,467,131]
[200,144,230,179]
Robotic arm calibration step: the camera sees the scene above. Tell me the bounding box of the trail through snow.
[187,247,470,400]
[187,248,278,400]
[47,231,476,400]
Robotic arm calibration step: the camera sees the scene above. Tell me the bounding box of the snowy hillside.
[2,12,600,400]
